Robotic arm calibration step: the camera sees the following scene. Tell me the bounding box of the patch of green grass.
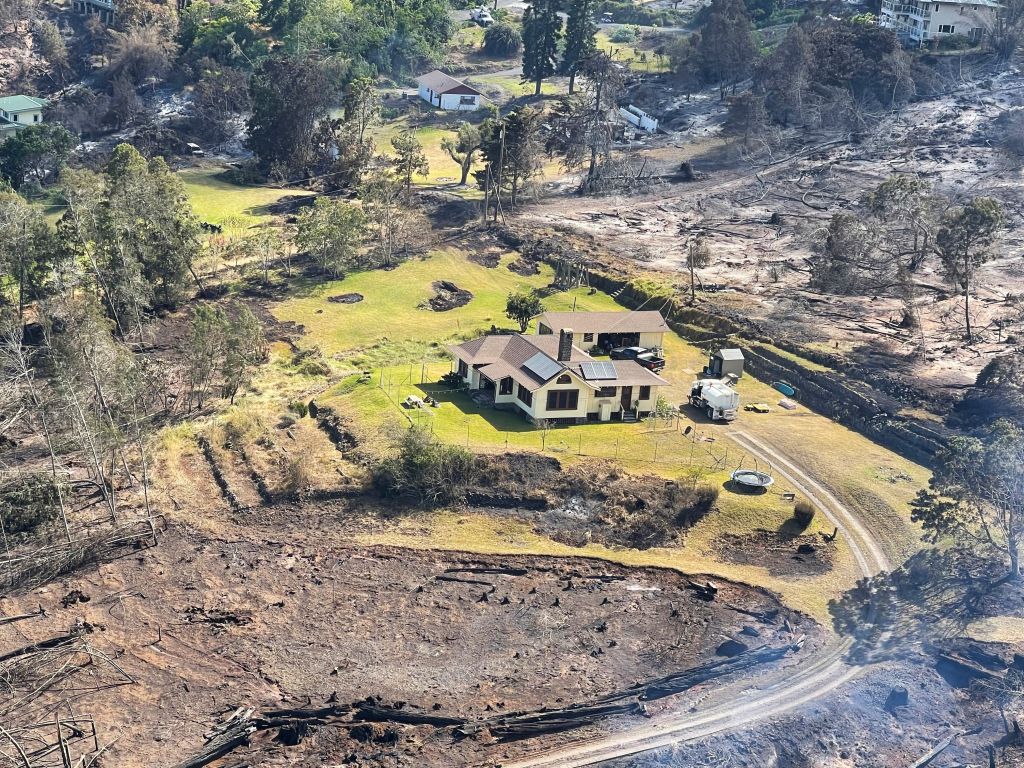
[595,31,673,73]
[370,117,475,186]
[467,72,562,99]
[273,247,623,364]
[178,168,312,229]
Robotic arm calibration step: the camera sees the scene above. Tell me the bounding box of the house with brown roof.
[448,329,668,424]
[415,70,483,111]
[536,310,669,353]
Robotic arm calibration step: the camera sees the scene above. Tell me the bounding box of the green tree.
[0,191,54,322]
[478,107,544,215]
[343,75,379,146]
[441,121,482,186]
[221,303,267,403]
[505,289,543,331]
[935,197,1003,339]
[522,0,563,96]
[561,0,597,93]
[184,303,226,410]
[390,131,429,194]
[295,196,367,275]
[483,21,522,57]
[547,52,624,190]
[247,55,334,176]
[101,146,202,312]
[0,123,76,190]
[912,420,1023,580]
[698,0,756,99]
[360,175,423,268]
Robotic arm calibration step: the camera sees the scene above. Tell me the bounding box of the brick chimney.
[557,328,574,362]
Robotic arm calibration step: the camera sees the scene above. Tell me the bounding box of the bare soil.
[0,520,818,767]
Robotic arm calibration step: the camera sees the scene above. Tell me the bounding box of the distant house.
[879,0,997,45]
[73,0,116,23]
[415,70,483,111]
[536,311,669,353]
[0,95,48,140]
[449,329,669,424]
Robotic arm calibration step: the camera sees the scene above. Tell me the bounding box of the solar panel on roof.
[523,352,563,382]
[580,361,617,380]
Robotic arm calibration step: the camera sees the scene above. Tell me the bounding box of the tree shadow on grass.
[828,548,1004,664]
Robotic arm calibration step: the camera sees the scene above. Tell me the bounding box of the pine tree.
[522,0,564,96]
[561,0,598,94]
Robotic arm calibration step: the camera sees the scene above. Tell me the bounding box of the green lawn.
[272,247,622,366]
[178,168,313,230]
[370,117,478,186]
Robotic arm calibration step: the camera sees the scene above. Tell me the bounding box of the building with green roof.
[0,95,49,139]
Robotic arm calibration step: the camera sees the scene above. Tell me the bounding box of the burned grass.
[713,529,837,577]
[393,452,723,551]
[0,523,820,768]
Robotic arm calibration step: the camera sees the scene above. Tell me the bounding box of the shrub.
[794,500,816,528]
[0,474,63,535]
[674,484,719,526]
[441,370,464,388]
[483,21,522,57]
[288,400,309,418]
[373,428,478,505]
[609,25,641,43]
[297,359,331,377]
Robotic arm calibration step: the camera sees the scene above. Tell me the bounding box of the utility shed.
[710,348,745,379]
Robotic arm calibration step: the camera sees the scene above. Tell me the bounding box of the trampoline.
[731,469,775,491]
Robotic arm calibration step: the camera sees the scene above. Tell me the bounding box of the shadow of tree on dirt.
[828,549,1001,664]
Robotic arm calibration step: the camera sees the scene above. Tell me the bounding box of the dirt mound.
[327,293,364,304]
[714,530,836,577]
[425,280,473,311]
[508,257,540,276]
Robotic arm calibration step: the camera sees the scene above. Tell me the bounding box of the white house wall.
[439,93,481,111]
[638,332,665,349]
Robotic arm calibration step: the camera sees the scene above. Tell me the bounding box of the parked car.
[470,6,493,25]
[609,346,666,373]
[600,12,614,23]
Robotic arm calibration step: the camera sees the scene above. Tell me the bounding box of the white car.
[470,6,494,25]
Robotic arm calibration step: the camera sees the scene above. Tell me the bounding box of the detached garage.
[416,70,483,111]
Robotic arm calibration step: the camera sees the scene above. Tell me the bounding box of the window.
[12,114,17,122]
[596,386,616,398]
[938,23,954,32]
[934,3,939,9]
[457,360,468,377]
[517,384,533,407]
[639,386,651,400]
[459,95,477,106]
[499,377,513,395]
[546,389,579,411]
[556,374,572,384]
[33,114,38,123]
[583,333,594,342]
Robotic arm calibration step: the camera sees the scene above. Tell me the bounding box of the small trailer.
[689,378,739,421]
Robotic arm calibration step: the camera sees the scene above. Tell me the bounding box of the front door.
[620,386,633,413]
